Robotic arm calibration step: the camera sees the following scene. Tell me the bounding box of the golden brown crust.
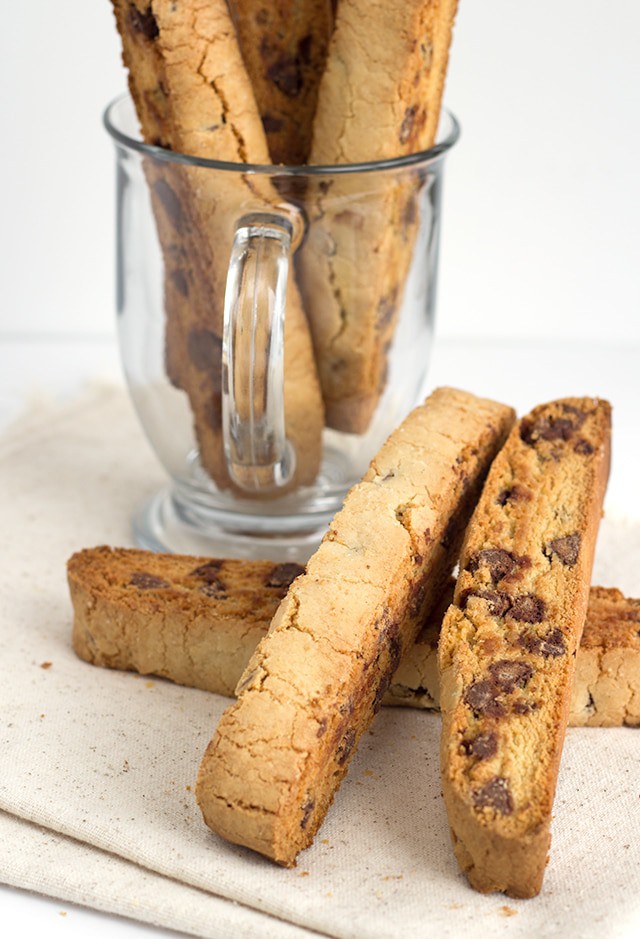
[195,388,515,865]
[68,546,304,696]
[299,0,459,432]
[111,0,324,490]
[228,0,334,164]
[438,397,612,898]
[69,547,639,728]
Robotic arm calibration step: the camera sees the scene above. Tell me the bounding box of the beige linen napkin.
[1,385,639,939]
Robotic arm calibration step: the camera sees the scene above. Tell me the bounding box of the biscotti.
[69,547,640,727]
[299,0,459,432]
[391,581,640,727]
[195,387,515,865]
[569,586,640,727]
[438,397,611,898]
[69,546,304,697]
[228,0,334,164]
[111,0,324,491]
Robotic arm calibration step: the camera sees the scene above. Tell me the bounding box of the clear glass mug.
[104,95,459,560]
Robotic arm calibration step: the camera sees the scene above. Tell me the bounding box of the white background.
[1,0,639,343]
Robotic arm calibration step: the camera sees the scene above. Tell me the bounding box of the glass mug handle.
[222,212,297,494]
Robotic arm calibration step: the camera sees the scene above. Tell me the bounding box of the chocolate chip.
[300,796,315,829]
[403,196,417,228]
[513,699,538,714]
[170,269,189,297]
[199,583,226,597]
[520,415,576,446]
[187,330,222,373]
[496,485,530,506]
[153,179,182,228]
[460,589,511,618]
[488,659,534,692]
[336,729,356,765]
[267,56,303,97]
[463,731,498,761]
[190,561,223,582]
[519,627,566,657]
[574,439,594,455]
[510,594,546,623]
[547,533,581,566]
[261,113,284,134]
[376,288,399,330]
[463,680,505,718]
[298,34,313,64]
[560,404,587,425]
[265,563,304,588]
[468,549,519,583]
[129,4,159,40]
[472,777,513,814]
[129,571,170,590]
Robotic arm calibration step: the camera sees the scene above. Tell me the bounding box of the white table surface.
[1,333,638,938]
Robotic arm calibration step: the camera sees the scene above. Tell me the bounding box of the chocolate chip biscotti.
[111,0,324,490]
[391,580,640,727]
[299,0,459,432]
[438,397,611,898]
[228,0,334,164]
[69,547,640,727]
[69,546,304,697]
[195,387,515,865]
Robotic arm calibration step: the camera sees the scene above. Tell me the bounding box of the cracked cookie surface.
[195,387,514,865]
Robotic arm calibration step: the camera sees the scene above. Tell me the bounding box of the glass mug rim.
[103,93,460,175]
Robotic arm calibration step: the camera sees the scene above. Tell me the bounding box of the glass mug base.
[134,489,336,563]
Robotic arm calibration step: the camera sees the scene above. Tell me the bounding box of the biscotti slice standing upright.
[299,0,459,432]
[439,397,611,898]
[68,545,640,727]
[195,387,515,865]
[111,0,324,490]
[227,0,334,164]
[68,546,304,697]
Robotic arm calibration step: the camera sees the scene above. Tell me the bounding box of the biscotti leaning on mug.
[195,387,515,866]
[110,0,325,492]
[438,397,612,898]
[68,547,640,727]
